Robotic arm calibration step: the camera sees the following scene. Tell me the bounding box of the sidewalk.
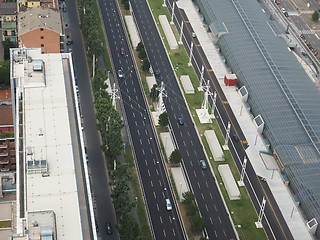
[176,0,313,239]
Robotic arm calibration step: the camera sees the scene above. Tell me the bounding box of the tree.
[136,41,144,52]
[312,11,319,22]
[118,213,141,240]
[169,149,182,164]
[150,84,159,101]
[141,58,150,73]
[0,60,10,89]
[190,213,205,233]
[158,112,169,127]
[2,39,16,60]
[182,191,195,205]
[138,48,147,59]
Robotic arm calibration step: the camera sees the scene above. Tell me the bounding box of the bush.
[312,11,319,22]
[158,112,169,127]
[138,48,147,59]
[141,58,150,73]
[169,149,182,164]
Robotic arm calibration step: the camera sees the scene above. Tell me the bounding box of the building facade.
[0,2,17,43]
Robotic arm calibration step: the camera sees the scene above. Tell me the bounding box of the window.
[41,36,44,39]
[40,28,44,31]
[41,44,44,47]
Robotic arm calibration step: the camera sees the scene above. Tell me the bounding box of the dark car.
[120,47,125,56]
[178,118,184,125]
[66,40,73,45]
[106,221,113,235]
[232,134,239,142]
[154,69,160,76]
[200,159,207,170]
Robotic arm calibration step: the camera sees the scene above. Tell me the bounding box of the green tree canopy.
[158,112,169,127]
[0,60,10,89]
[312,11,319,22]
[118,212,141,240]
[141,58,150,73]
[150,84,159,101]
[138,48,147,59]
[169,149,182,164]
[2,39,16,60]
[136,41,144,52]
[190,213,205,233]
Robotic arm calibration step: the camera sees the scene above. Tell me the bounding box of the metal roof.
[195,0,320,230]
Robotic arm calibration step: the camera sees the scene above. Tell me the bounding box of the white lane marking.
[223,229,226,237]
[145,129,148,135]
[214,230,218,238]
[169,215,172,223]
[210,217,213,224]
[150,180,153,187]
[183,140,186,147]
[205,181,209,188]
[190,140,193,146]
[163,229,166,238]
[147,138,150,144]
[145,159,148,166]
[186,150,189,156]
[205,204,209,212]
[139,139,142,144]
[156,169,159,175]
[190,160,193,166]
[172,228,176,236]
[202,171,205,176]
[137,129,140,136]
[162,192,165,198]
[153,159,156,164]
[142,149,145,155]
[156,203,159,211]
[214,204,217,211]
[153,191,156,198]
[132,112,135,118]
[193,170,197,177]
[187,131,190,136]
[159,180,162,186]
[197,182,201,189]
[148,169,150,177]
[135,121,137,126]
[218,216,222,224]
[201,193,204,199]
[150,148,153,154]
[194,150,197,156]
[180,131,183,137]
[143,121,145,126]
[159,216,163,223]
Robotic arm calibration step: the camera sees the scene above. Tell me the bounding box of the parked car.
[66,40,73,45]
[106,221,113,235]
[192,32,196,38]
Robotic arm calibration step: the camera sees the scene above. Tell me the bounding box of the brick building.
[18,6,63,53]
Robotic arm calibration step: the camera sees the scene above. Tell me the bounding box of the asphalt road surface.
[96,0,187,239]
[166,1,294,239]
[64,0,120,239]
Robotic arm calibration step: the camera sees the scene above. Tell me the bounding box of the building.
[194,0,320,236]
[0,89,15,172]
[10,48,94,239]
[19,0,59,10]
[18,6,63,53]
[0,2,17,43]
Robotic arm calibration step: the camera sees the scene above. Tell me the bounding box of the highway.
[130,0,237,239]
[64,0,120,239]
[166,0,294,239]
[96,0,187,239]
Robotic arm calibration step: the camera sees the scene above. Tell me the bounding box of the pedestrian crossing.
[301,29,315,35]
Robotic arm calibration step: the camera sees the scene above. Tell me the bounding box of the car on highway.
[165,198,172,210]
[200,159,207,170]
[118,69,124,78]
[106,221,113,235]
[232,134,239,142]
[192,32,196,38]
[178,118,184,125]
[154,69,160,76]
[120,47,125,56]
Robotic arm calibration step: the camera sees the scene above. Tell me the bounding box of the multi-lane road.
[97,0,187,239]
[130,0,237,239]
[166,0,294,239]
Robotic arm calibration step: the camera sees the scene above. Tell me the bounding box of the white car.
[281,8,286,13]
[118,69,124,78]
[166,199,172,211]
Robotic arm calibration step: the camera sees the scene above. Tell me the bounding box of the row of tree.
[78,0,103,58]
[182,191,205,233]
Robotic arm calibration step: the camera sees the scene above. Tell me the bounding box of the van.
[165,199,172,211]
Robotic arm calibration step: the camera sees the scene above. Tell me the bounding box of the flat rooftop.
[11,48,83,239]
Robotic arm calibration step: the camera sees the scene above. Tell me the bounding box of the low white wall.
[159,15,178,50]
[124,15,141,49]
[204,130,223,161]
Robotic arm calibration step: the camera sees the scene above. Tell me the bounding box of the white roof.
[12,48,83,239]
